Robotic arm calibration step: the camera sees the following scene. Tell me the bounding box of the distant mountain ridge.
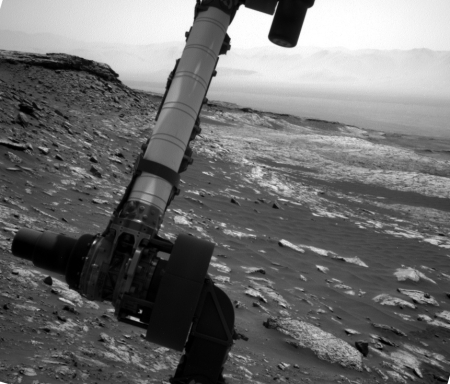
[1,29,449,97]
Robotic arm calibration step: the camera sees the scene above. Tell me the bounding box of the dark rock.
[19,102,36,116]
[89,155,99,163]
[434,374,448,382]
[230,197,240,206]
[55,154,64,161]
[272,201,282,209]
[0,139,28,150]
[43,276,53,286]
[371,322,407,336]
[90,164,102,178]
[233,330,249,341]
[234,300,246,309]
[63,305,78,314]
[355,341,369,357]
[3,303,10,310]
[278,362,290,370]
[92,198,108,205]
[446,292,450,299]
[263,318,278,329]
[242,266,266,274]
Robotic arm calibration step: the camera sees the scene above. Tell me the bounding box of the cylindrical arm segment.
[128,7,231,213]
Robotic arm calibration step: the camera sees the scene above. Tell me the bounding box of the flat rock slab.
[278,239,304,253]
[394,267,436,284]
[373,294,416,309]
[264,317,363,371]
[435,310,450,324]
[371,323,407,337]
[397,288,439,306]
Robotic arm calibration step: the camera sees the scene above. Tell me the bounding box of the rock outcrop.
[0,50,120,83]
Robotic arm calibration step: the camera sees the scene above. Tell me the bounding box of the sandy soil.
[0,50,449,384]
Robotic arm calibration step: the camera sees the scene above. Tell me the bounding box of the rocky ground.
[0,50,449,384]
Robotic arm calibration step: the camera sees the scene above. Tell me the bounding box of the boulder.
[263,317,363,371]
[90,164,103,178]
[355,341,369,357]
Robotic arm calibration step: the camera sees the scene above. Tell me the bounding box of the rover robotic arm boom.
[10,1,314,383]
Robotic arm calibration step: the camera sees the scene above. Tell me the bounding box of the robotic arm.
[11,1,315,383]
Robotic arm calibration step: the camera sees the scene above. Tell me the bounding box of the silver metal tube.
[129,7,231,213]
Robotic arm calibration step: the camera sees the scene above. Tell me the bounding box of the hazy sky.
[0,0,449,50]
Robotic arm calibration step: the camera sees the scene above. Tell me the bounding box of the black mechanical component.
[268,0,315,47]
[172,279,234,383]
[12,229,234,384]
[11,229,94,277]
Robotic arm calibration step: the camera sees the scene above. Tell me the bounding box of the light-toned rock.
[299,244,332,256]
[211,262,231,274]
[335,256,368,268]
[278,239,305,253]
[173,215,191,226]
[223,229,257,239]
[245,288,267,303]
[249,280,290,308]
[394,267,436,284]
[317,265,329,273]
[397,288,439,306]
[417,314,450,330]
[435,310,450,324]
[373,294,416,309]
[264,317,363,371]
